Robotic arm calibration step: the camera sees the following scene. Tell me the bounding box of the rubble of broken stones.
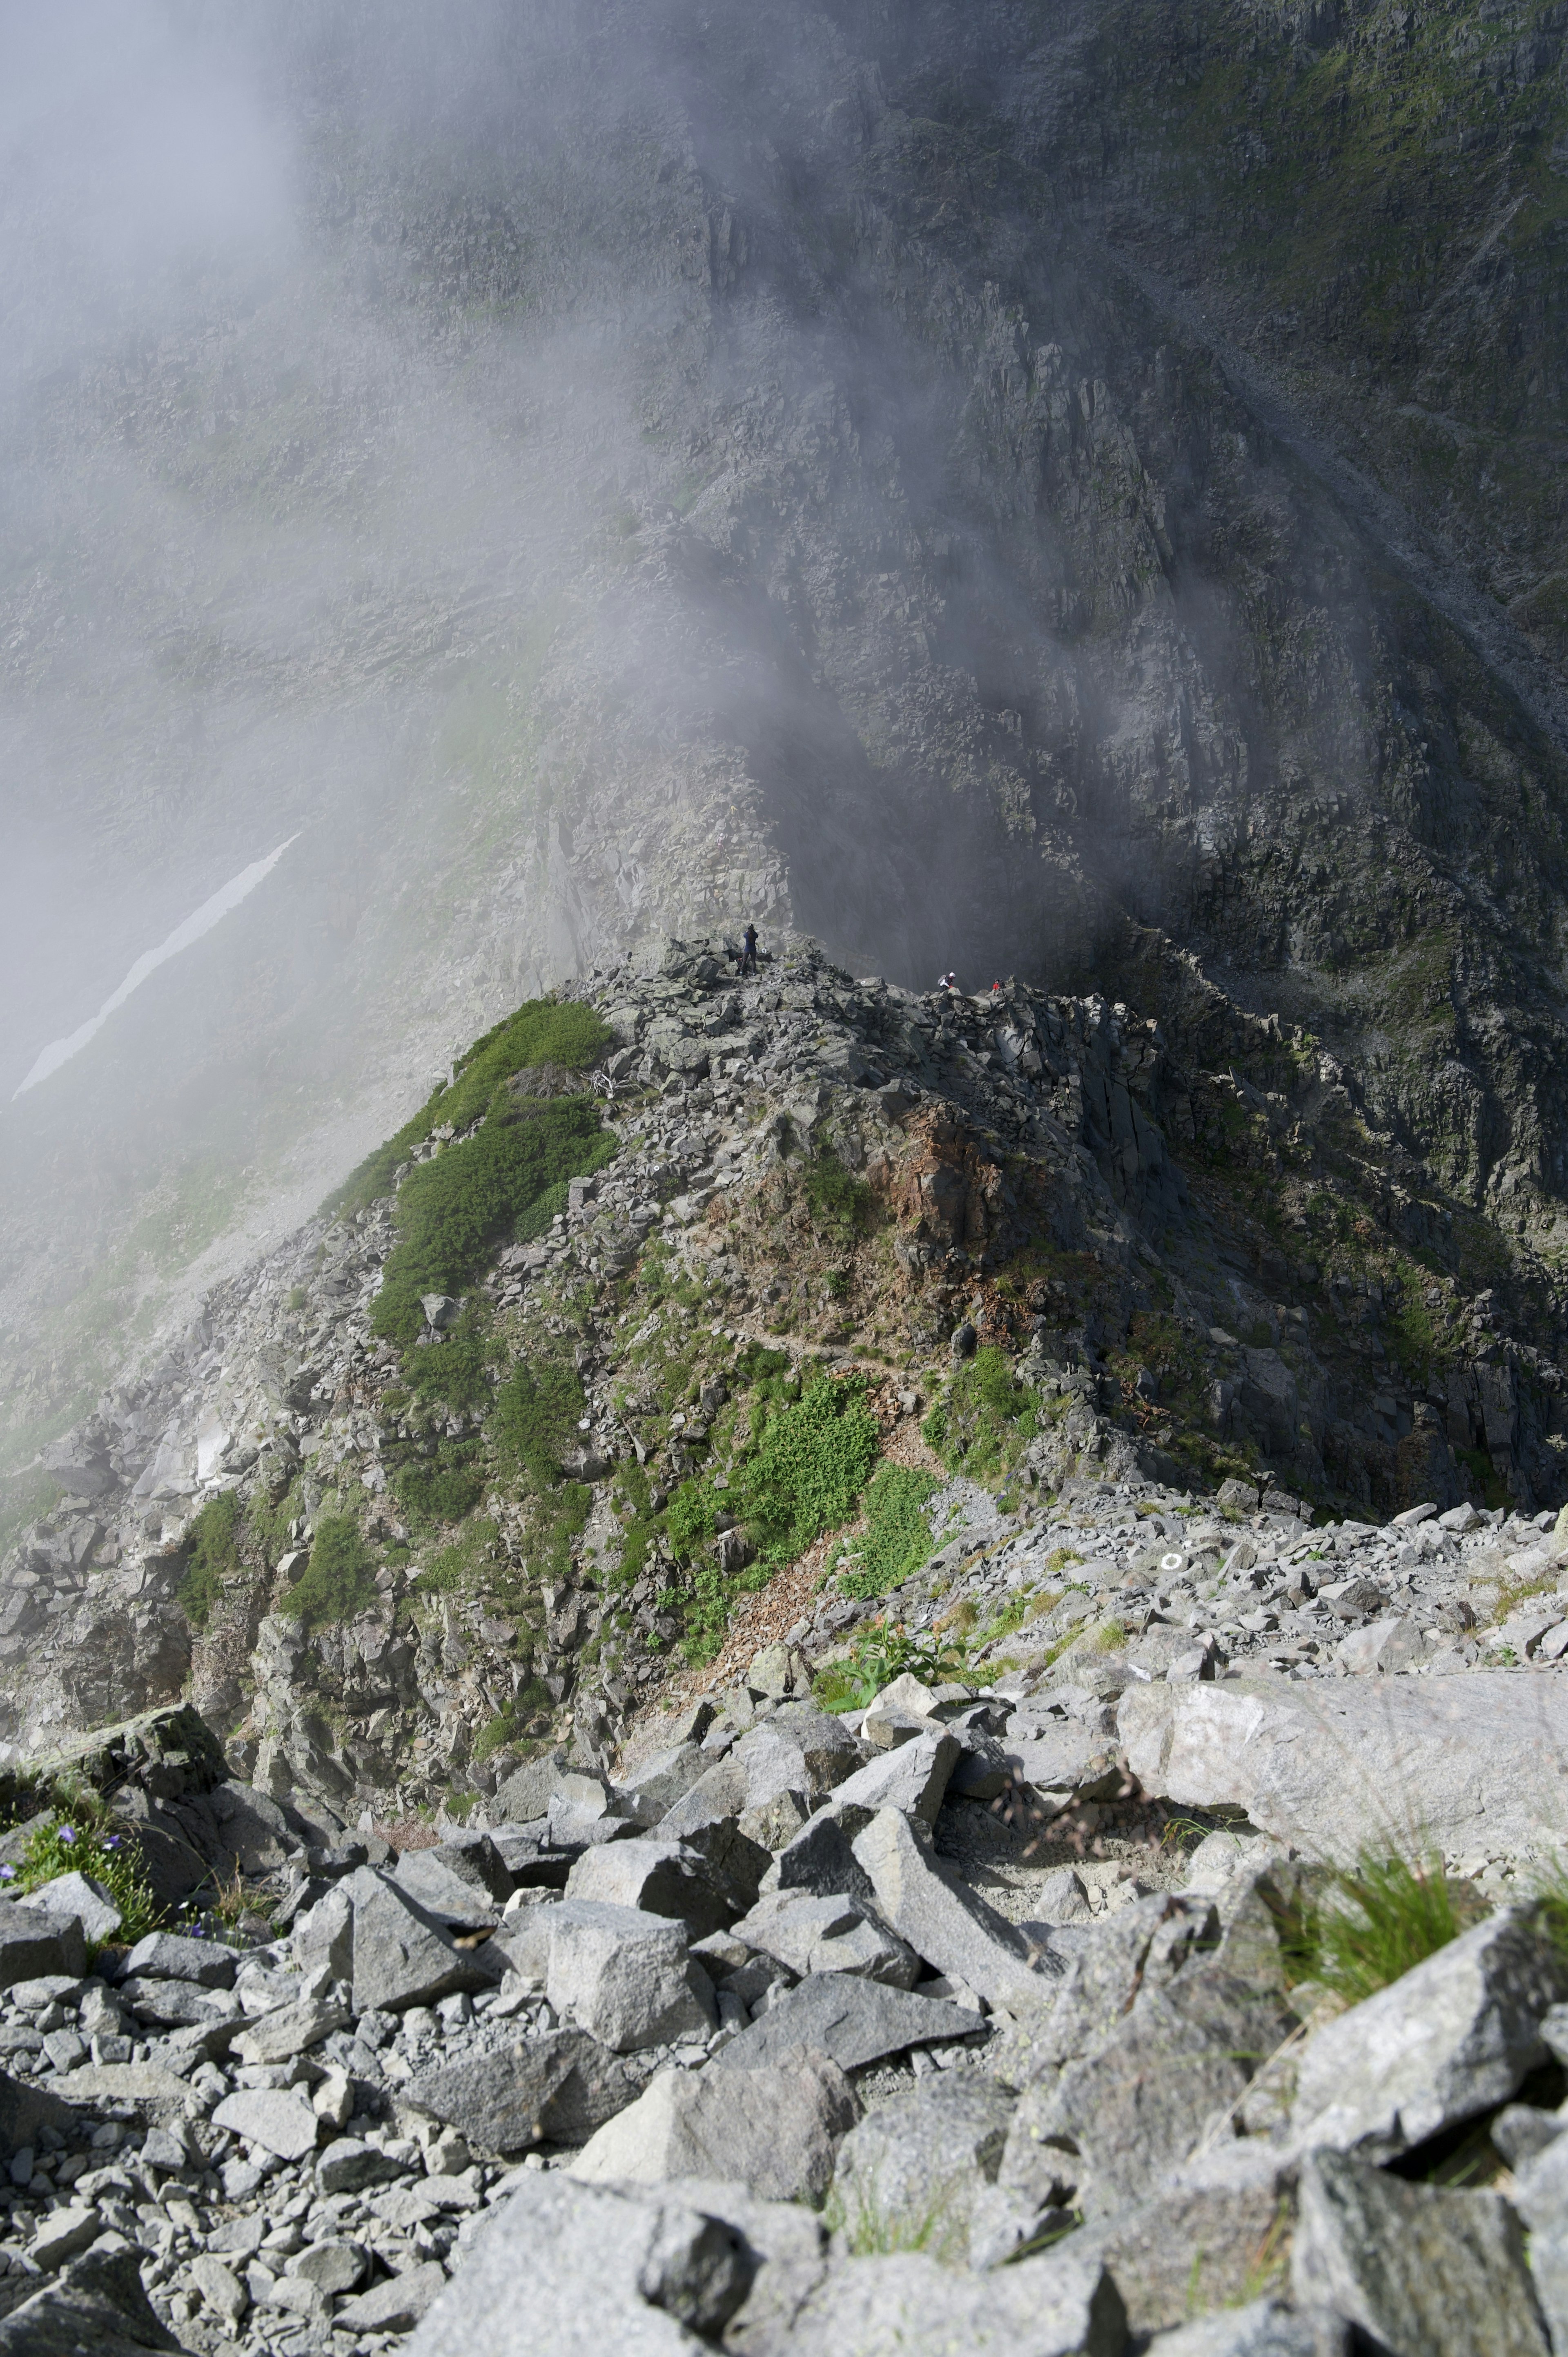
[5,1663,1568,2355]
[800,1466,1568,1715]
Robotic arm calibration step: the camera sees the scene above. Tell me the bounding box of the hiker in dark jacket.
[741,923,759,977]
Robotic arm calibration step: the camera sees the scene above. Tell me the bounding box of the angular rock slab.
[0,2247,180,2357]
[729,1889,919,1986]
[0,1905,86,1990]
[546,1900,717,2053]
[1119,1672,1568,1861]
[27,1870,121,1943]
[1038,2138,1299,2337]
[829,2073,1017,2266]
[1288,1911,1568,2164]
[566,1837,743,1939]
[347,1866,496,2014]
[775,1811,878,1905]
[404,2028,637,2153]
[394,1850,506,1931]
[120,1930,240,1988]
[1500,2131,1568,2350]
[406,2174,748,2355]
[851,1808,1052,2013]
[1292,2148,1548,2356]
[0,2066,71,2159]
[572,2055,855,2205]
[336,2263,449,2335]
[828,1733,959,1832]
[211,2088,321,2162]
[745,2244,1125,2357]
[710,1972,985,2074]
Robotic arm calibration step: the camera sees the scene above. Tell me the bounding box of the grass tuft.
[1267,1849,1482,2006]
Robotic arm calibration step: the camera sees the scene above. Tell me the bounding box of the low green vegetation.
[492,1358,587,1483]
[837,1464,940,1599]
[177,1492,243,1631]
[922,1347,1038,1479]
[330,997,614,1220]
[802,1150,874,1238]
[4,1806,161,1948]
[403,1307,494,1412]
[394,1443,486,1530]
[814,1619,970,1714]
[668,1373,883,1661]
[374,1095,617,1347]
[1268,1849,1481,2006]
[280,1516,379,1630]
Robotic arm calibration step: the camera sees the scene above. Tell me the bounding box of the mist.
[2,0,1533,1468]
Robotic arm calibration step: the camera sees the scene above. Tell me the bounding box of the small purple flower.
[58,1826,76,1846]
[103,1836,120,1851]
[0,1867,14,1882]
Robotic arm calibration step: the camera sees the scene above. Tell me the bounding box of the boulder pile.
[0,1666,1566,2355]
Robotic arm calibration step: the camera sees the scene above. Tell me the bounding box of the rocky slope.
[0,946,1564,2349]
[12,0,1568,1498]
[7,934,1568,1814]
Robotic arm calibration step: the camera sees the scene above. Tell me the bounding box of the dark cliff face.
[4,0,1568,1457]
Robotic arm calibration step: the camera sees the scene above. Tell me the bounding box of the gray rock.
[1118,1673,1568,1861]
[566,1837,744,1939]
[290,1884,354,1982]
[774,1811,878,1905]
[405,2028,638,2153]
[659,1711,860,1849]
[289,2241,367,2294]
[829,2073,1018,2266]
[1503,2129,1568,2348]
[1492,2104,1568,2170]
[1287,1910,1568,2164]
[491,1751,570,1824]
[851,1808,1049,2013]
[1000,1721,1108,1801]
[316,2136,412,2193]
[25,1871,120,1944]
[30,2207,102,2270]
[1012,1902,1294,2216]
[616,1744,711,1828]
[402,1827,513,1901]
[348,1866,497,2014]
[1144,2301,1349,2355]
[118,1976,235,2029]
[709,1973,984,2074]
[231,1993,349,2065]
[0,2247,181,2356]
[546,1901,717,2052]
[1062,2145,1298,2336]
[571,2053,855,2205]
[189,2254,249,2325]
[737,2242,1125,2356]
[394,1850,507,1930]
[210,2087,321,2161]
[0,2074,76,2159]
[827,1733,960,1833]
[0,1906,86,1989]
[335,2263,449,2333]
[119,1930,239,1988]
[728,1890,919,1986]
[1292,2147,1548,2355]
[405,2173,751,2355]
